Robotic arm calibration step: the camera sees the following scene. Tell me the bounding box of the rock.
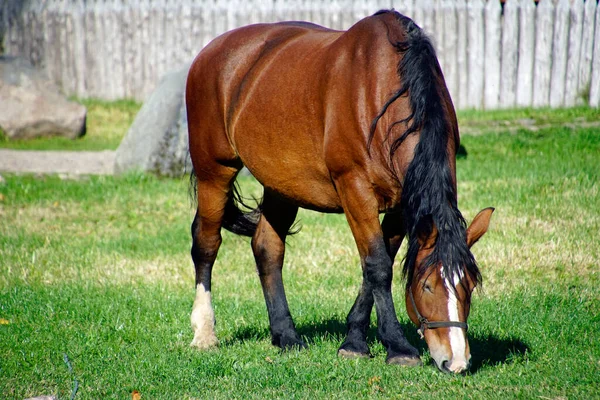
[0,56,86,139]
[24,396,57,400]
[114,66,190,177]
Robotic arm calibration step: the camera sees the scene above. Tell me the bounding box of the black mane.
[371,10,481,290]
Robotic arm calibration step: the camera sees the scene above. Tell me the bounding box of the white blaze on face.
[190,283,219,349]
[441,266,469,373]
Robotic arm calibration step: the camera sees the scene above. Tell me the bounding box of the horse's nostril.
[439,360,452,374]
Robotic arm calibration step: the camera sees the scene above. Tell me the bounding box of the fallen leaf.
[367,376,381,386]
[0,318,9,325]
[132,390,141,400]
[265,356,274,364]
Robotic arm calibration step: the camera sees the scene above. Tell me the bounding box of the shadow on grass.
[226,317,529,373]
[468,334,529,373]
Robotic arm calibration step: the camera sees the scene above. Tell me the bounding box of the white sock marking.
[190,283,218,349]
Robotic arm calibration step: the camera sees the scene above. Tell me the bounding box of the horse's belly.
[236,137,342,212]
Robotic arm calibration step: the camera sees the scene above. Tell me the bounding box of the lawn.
[0,107,599,399]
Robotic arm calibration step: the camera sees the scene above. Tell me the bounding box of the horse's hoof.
[386,355,423,366]
[190,334,219,350]
[338,348,371,359]
[278,334,307,351]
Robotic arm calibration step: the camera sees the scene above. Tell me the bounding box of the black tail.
[189,170,260,237]
[222,182,261,237]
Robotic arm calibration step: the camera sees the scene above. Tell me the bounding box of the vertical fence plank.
[590,2,600,106]
[32,3,46,68]
[412,0,424,28]
[396,0,414,19]
[273,0,285,22]
[149,0,163,91]
[62,0,76,96]
[55,1,65,93]
[214,0,228,36]
[352,0,372,25]
[137,0,149,98]
[72,0,86,98]
[106,0,120,99]
[141,0,155,99]
[434,0,446,72]
[5,0,21,55]
[309,0,325,27]
[83,0,96,97]
[114,0,127,100]
[43,1,58,89]
[179,0,191,65]
[485,0,502,109]
[122,1,134,99]
[550,0,570,108]
[516,0,535,107]
[94,0,107,98]
[500,0,519,108]
[298,0,312,22]
[327,0,343,30]
[442,0,458,105]
[533,0,554,107]
[467,0,484,109]
[456,0,468,109]
[565,0,584,107]
[378,0,392,13]
[579,0,597,104]
[22,8,31,65]
[422,0,436,38]
[200,0,215,48]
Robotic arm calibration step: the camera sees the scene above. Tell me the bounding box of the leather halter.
[409,289,468,339]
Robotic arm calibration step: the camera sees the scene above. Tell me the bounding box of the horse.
[186,10,494,374]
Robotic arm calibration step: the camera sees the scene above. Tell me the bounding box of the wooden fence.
[2,0,600,109]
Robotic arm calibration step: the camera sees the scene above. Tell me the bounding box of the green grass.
[1,112,599,398]
[457,106,600,135]
[0,99,140,151]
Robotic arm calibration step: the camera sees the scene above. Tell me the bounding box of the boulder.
[114,67,190,177]
[0,56,86,139]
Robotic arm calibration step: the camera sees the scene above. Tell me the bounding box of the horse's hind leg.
[252,190,304,349]
[190,169,237,349]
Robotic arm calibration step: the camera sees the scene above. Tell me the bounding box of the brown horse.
[186,10,493,373]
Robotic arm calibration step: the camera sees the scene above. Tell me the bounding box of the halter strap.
[409,289,468,339]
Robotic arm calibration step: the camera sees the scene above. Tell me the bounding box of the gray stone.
[24,396,57,400]
[0,56,86,139]
[114,66,190,177]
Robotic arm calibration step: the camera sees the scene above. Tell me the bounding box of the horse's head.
[404,208,494,373]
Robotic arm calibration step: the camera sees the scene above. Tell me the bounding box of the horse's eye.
[423,283,433,293]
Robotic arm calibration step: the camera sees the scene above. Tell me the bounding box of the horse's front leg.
[336,177,421,365]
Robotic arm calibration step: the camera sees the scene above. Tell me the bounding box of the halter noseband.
[409,289,468,339]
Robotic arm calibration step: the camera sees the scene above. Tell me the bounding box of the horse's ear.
[466,207,495,248]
